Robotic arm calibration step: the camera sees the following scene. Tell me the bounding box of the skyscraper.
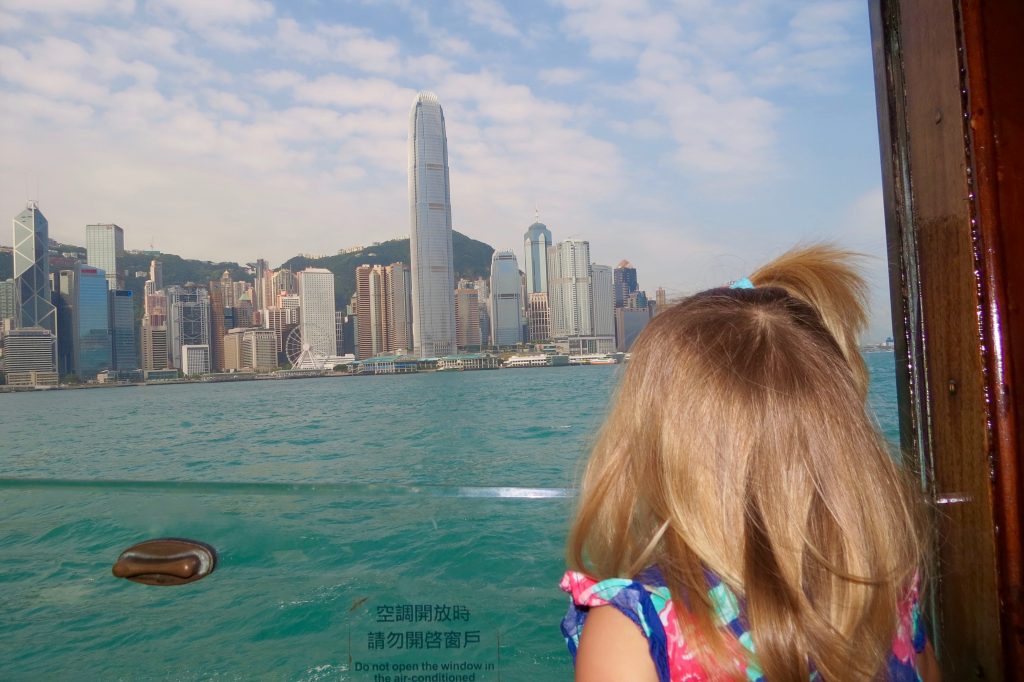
[613,260,638,308]
[590,264,615,338]
[387,262,413,354]
[110,289,136,371]
[355,264,392,359]
[297,268,337,360]
[167,284,210,370]
[524,220,552,294]
[490,250,523,347]
[208,280,226,372]
[548,239,592,338]
[149,259,163,290]
[12,202,56,335]
[526,292,551,342]
[86,224,125,290]
[408,91,457,357]
[56,264,111,379]
[454,282,481,350]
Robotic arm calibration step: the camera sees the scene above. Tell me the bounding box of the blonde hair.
[567,244,925,680]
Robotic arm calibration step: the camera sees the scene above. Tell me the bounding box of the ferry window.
[0,2,904,680]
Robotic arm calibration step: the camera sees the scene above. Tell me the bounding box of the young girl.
[561,245,935,681]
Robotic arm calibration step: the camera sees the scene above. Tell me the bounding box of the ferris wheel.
[284,325,334,370]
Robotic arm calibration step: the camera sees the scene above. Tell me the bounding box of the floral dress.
[561,567,925,682]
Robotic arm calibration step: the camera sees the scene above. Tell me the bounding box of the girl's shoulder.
[560,569,710,682]
[560,569,927,682]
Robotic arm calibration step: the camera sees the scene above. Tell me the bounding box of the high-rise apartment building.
[262,307,296,354]
[454,283,481,350]
[297,268,337,360]
[12,202,56,335]
[613,260,638,308]
[526,292,551,342]
[655,287,667,310]
[149,259,163,290]
[409,91,457,357]
[355,264,391,359]
[86,224,125,290]
[55,264,111,379]
[387,262,413,354]
[524,220,552,294]
[548,239,593,338]
[208,280,226,372]
[252,259,269,313]
[219,271,235,307]
[474,277,491,347]
[271,268,297,297]
[110,289,136,371]
[490,250,523,347]
[167,284,210,370]
[591,264,615,338]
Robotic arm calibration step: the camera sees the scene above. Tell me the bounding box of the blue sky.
[0,0,893,338]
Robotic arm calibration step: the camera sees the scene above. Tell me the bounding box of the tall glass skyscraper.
[12,202,56,335]
[86,224,124,290]
[408,91,456,357]
[523,221,552,294]
[110,289,136,371]
[613,260,638,308]
[57,264,112,379]
[489,250,523,347]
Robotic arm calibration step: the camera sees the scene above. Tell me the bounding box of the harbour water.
[0,353,900,680]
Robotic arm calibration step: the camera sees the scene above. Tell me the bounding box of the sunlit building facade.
[297,268,337,359]
[548,239,592,338]
[454,283,481,350]
[86,224,125,290]
[355,264,391,359]
[408,91,457,357]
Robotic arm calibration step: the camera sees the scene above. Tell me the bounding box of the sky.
[0,0,895,339]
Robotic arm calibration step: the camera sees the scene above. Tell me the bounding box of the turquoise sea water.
[0,353,899,680]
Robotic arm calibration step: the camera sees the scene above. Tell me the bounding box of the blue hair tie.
[730,277,755,289]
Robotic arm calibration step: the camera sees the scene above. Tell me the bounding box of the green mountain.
[282,231,494,308]
[1,231,495,313]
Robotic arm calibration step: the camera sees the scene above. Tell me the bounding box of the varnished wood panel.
[870,0,1024,677]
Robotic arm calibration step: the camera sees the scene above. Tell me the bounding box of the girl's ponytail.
[749,244,870,394]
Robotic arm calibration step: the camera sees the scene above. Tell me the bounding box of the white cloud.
[461,0,520,39]
[538,67,587,86]
[274,19,403,75]
[3,0,134,16]
[146,0,273,26]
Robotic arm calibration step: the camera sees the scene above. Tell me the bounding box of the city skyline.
[0,1,894,340]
